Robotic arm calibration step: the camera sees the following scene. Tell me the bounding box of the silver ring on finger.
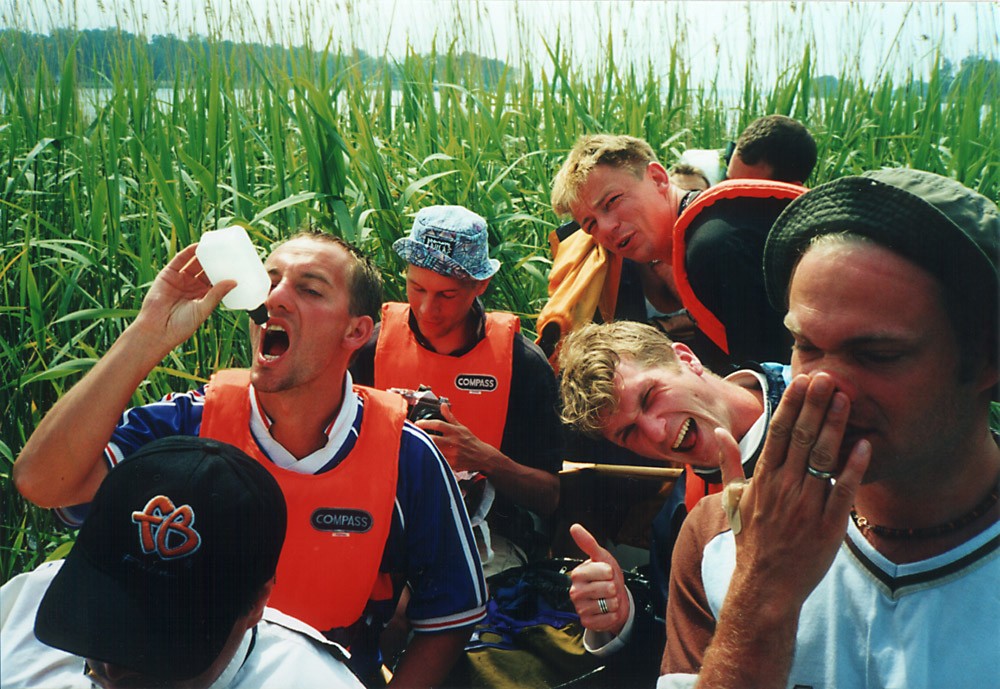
[806,464,835,480]
[597,597,609,614]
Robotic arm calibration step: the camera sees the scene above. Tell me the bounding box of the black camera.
[389,385,450,424]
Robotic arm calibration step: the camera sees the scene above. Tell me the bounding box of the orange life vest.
[373,303,517,449]
[534,229,624,368]
[200,369,406,631]
[672,179,806,355]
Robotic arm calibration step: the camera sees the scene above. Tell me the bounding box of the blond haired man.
[557,321,789,673]
[560,322,788,472]
[550,131,806,370]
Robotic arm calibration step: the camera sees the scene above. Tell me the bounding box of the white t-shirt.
[1,561,365,689]
[659,502,1000,689]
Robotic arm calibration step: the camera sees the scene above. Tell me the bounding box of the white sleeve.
[235,610,363,689]
[581,586,636,657]
[657,673,699,689]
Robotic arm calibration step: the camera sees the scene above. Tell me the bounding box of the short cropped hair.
[736,115,817,183]
[283,230,384,321]
[558,321,680,437]
[669,162,711,189]
[551,135,658,216]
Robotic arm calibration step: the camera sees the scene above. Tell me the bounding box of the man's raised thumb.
[716,426,746,487]
[570,523,613,564]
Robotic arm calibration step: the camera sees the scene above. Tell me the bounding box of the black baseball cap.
[35,436,287,681]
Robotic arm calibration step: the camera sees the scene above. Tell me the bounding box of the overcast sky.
[8,1,999,87]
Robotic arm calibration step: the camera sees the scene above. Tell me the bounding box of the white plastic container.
[195,225,270,324]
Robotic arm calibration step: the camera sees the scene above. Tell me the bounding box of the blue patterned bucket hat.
[393,205,501,280]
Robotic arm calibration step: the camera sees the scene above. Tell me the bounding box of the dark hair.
[284,230,384,321]
[668,162,710,188]
[736,115,817,183]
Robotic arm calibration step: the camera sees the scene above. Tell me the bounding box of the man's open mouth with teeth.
[671,417,698,452]
[260,323,289,361]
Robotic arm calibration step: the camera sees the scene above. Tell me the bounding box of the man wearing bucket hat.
[352,205,562,573]
[1,436,364,689]
[660,169,999,688]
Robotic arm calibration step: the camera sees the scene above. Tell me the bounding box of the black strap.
[678,189,701,214]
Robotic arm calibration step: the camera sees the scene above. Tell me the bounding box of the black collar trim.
[844,531,999,598]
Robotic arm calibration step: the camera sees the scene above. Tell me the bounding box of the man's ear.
[974,353,999,397]
[474,277,491,297]
[647,162,671,191]
[343,314,374,352]
[671,341,704,376]
[245,579,275,629]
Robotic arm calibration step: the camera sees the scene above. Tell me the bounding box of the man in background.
[725,114,816,184]
[668,162,711,191]
[548,117,814,369]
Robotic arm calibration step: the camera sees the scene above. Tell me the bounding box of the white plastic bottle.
[195,225,270,324]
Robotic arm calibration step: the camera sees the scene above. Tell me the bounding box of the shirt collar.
[727,368,770,466]
[205,626,256,689]
[692,369,767,480]
[248,373,360,473]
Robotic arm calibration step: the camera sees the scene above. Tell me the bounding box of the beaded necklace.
[851,488,999,540]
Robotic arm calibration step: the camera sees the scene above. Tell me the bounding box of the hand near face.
[415,403,491,474]
[132,244,235,351]
[568,524,631,635]
[720,373,871,607]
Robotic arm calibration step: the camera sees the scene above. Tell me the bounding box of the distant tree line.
[0,28,510,87]
[2,27,993,104]
[811,56,999,100]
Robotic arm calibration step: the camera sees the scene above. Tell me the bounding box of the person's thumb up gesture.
[568,523,631,634]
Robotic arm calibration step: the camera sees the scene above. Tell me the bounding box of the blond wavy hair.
[551,135,658,216]
[558,321,680,437]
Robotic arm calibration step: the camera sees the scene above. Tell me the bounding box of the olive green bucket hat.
[764,168,999,312]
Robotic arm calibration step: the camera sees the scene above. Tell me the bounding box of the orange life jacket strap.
[671,179,806,355]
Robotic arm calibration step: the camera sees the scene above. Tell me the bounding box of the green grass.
[1,6,997,582]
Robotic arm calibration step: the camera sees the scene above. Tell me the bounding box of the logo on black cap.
[132,495,203,560]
